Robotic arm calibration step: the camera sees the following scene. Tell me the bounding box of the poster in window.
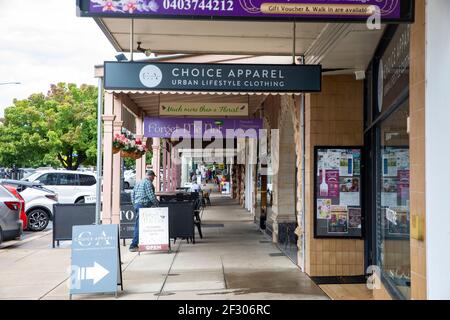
[318,169,340,201]
[382,153,398,177]
[339,177,360,206]
[381,177,398,207]
[397,170,410,205]
[327,206,349,234]
[348,208,362,229]
[317,199,332,219]
[386,207,409,236]
[339,153,354,177]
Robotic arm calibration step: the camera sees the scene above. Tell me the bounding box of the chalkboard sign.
[314,147,364,239]
[53,204,96,248]
[119,201,197,246]
[69,224,123,298]
[160,201,196,242]
[119,204,137,240]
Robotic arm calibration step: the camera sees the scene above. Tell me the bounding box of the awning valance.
[105,90,301,96]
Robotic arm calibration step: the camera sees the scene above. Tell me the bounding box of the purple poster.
[144,117,263,138]
[86,0,401,20]
[318,169,340,201]
[397,169,410,201]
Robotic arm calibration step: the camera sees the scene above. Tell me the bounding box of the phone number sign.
[77,0,413,22]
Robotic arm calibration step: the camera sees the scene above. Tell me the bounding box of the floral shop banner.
[77,0,414,22]
[144,117,263,138]
[160,102,248,116]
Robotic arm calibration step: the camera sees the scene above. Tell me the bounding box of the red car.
[4,184,27,231]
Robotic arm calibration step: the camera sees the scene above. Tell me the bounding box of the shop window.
[376,100,410,299]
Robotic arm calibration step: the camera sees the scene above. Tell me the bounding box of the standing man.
[129,170,159,252]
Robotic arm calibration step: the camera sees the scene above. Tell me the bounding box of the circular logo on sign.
[139,65,162,88]
[377,59,384,113]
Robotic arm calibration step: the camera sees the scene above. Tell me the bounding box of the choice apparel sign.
[78,0,413,22]
[104,62,321,93]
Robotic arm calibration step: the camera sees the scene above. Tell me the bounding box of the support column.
[135,114,144,182]
[111,95,123,225]
[152,138,161,192]
[101,92,115,225]
[162,141,167,191]
[268,96,296,244]
[181,155,188,186]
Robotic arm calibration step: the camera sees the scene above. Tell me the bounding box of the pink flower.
[123,0,138,13]
[102,1,117,12]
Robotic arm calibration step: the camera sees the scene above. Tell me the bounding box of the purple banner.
[144,117,263,138]
[85,0,401,20]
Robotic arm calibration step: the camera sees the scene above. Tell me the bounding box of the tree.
[0,83,98,170]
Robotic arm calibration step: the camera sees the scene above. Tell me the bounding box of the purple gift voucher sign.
[144,117,263,138]
[87,0,401,20]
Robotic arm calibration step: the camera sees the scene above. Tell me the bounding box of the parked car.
[1,180,58,232]
[3,184,27,231]
[23,170,96,204]
[20,168,36,180]
[0,185,23,244]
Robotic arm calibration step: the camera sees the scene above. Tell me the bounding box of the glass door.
[376,100,411,299]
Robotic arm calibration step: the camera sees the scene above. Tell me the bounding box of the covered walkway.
[0,194,327,300]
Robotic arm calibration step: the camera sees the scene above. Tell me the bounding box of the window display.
[314,147,363,238]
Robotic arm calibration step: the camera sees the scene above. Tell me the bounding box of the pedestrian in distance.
[129,170,159,252]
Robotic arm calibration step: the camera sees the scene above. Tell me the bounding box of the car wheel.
[124,182,130,189]
[75,197,85,204]
[27,209,50,232]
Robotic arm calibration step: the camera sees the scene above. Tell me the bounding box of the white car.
[0,180,58,232]
[24,170,96,204]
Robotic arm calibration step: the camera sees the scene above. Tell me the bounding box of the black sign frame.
[52,203,96,248]
[104,61,322,93]
[313,146,365,240]
[77,0,414,23]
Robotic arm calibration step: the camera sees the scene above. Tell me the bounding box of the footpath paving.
[0,195,328,300]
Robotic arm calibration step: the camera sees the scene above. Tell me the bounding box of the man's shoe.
[129,246,138,252]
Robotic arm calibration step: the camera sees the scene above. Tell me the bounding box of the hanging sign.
[104,62,321,93]
[138,207,170,252]
[78,0,414,23]
[160,102,248,116]
[144,117,263,138]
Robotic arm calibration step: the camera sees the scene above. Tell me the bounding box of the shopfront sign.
[78,0,414,22]
[104,62,321,93]
[138,207,170,252]
[144,117,263,138]
[160,102,248,116]
[377,24,410,113]
[70,225,122,297]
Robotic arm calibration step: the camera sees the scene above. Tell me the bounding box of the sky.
[0,0,141,117]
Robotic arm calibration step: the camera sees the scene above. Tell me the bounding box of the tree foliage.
[0,83,97,170]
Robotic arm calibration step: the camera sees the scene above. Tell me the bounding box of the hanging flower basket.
[120,150,134,158]
[112,146,121,154]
